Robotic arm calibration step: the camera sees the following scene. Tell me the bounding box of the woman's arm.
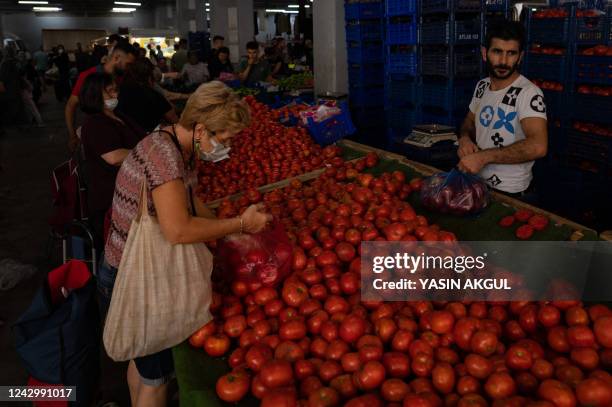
[153,180,271,244]
[101,148,130,166]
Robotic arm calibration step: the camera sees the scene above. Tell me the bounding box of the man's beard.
[486,58,519,80]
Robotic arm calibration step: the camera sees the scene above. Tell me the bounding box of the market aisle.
[0,91,136,406]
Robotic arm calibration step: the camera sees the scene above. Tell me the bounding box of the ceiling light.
[205,8,209,12]
[112,7,136,12]
[288,4,299,7]
[19,1,48,4]
[205,2,210,5]
[33,6,61,11]
[174,37,180,42]
[115,1,141,5]
[265,9,298,14]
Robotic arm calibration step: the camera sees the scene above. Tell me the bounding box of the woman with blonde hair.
[99,81,271,407]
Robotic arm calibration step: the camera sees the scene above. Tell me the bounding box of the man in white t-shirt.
[457,21,548,197]
[181,51,209,87]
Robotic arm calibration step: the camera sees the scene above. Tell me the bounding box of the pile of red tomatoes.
[196,96,337,203]
[189,152,612,406]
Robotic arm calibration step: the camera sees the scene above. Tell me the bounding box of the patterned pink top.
[105,130,196,268]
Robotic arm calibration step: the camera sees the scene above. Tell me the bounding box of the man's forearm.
[239,65,252,81]
[459,116,476,141]
[480,139,545,165]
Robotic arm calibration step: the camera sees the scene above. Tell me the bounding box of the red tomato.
[484,372,516,400]
[514,209,534,222]
[505,345,534,370]
[465,353,493,379]
[203,333,230,357]
[260,360,294,389]
[498,216,515,227]
[353,360,386,391]
[528,214,549,231]
[470,330,498,356]
[308,387,340,407]
[216,370,250,402]
[576,377,612,407]
[594,316,612,348]
[515,224,534,240]
[432,362,455,394]
[538,379,577,407]
[381,378,410,402]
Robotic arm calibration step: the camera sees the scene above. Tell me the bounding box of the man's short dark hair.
[108,33,121,44]
[218,46,230,55]
[112,41,137,57]
[246,41,259,51]
[80,72,114,114]
[485,20,526,52]
[213,35,224,42]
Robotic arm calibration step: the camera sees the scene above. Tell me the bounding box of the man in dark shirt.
[208,47,234,80]
[208,35,225,64]
[238,41,273,86]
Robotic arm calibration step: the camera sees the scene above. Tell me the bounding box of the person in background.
[116,57,178,133]
[53,44,71,102]
[457,20,547,202]
[107,34,122,56]
[65,41,136,152]
[208,47,233,80]
[155,45,164,61]
[24,58,42,104]
[304,39,314,71]
[20,68,44,127]
[133,42,141,50]
[75,42,89,73]
[32,45,48,92]
[181,51,208,88]
[79,72,146,251]
[157,57,169,73]
[0,47,21,125]
[208,35,225,64]
[171,39,189,73]
[266,46,284,79]
[238,41,273,86]
[101,81,269,407]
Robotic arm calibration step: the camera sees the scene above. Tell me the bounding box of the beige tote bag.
[103,184,213,361]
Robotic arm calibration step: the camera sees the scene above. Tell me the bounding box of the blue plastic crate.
[524,53,568,82]
[306,102,356,146]
[387,48,418,75]
[349,85,385,107]
[421,19,481,44]
[485,0,509,12]
[386,78,419,107]
[352,107,386,128]
[528,17,570,44]
[421,80,477,111]
[422,0,481,14]
[387,18,418,45]
[345,2,383,20]
[565,129,612,165]
[387,106,418,130]
[421,21,450,45]
[420,47,480,78]
[345,20,384,42]
[541,89,566,120]
[385,0,417,16]
[574,55,612,85]
[348,63,385,86]
[454,47,481,78]
[346,41,384,63]
[575,13,607,44]
[572,93,612,125]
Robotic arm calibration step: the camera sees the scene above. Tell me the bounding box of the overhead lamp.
[265,9,298,14]
[174,37,180,42]
[205,2,209,5]
[205,8,210,12]
[19,1,48,4]
[288,4,310,8]
[33,6,61,11]
[114,1,141,5]
[112,7,136,12]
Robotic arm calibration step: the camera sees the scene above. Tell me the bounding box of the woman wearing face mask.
[80,72,146,252]
[100,81,270,407]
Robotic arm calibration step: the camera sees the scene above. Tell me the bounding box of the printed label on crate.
[361,241,612,302]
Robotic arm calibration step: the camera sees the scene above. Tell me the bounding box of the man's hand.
[457,136,479,158]
[247,55,257,66]
[458,151,488,174]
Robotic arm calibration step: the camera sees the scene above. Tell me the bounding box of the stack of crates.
[419,0,483,129]
[384,0,419,151]
[525,5,612,229]
[344,0,386,144]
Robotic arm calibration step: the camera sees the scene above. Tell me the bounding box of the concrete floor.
[0,91,178,406]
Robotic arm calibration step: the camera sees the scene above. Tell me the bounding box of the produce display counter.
[174,140,599,407]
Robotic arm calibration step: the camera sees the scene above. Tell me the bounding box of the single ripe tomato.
[528,214,549,230]
[514,209,534,222]
[498,216,515,227]
[505,345,534,370]
[216,370,250,402]
[484,372,516,400]
[515,224,534,240]
[576,377,612,407]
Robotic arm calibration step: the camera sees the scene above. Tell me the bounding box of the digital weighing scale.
[403,124,458,148]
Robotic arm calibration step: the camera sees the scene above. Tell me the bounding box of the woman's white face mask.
[104,98,119,111]
[198,133,231,163]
